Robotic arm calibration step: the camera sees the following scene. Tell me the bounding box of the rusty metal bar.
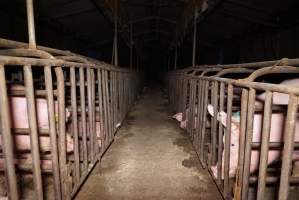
[97,69,105,154]
[241,88,256,200]
[26,0,37,49]
[217,82,225,185]
[0,65,19,200]
[79,67,88,170]
[87,68,95,162]
[70,67,80,183]
[256,91,272,200]
[44,65,62,200]
[278,95,299,200]
[224,84,233,199]
[55,67,70,200]
[211,81,219,166]
[23,64,43,199]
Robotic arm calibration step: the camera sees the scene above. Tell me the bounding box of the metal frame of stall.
[166,59,299,200]
[0,0,141,199]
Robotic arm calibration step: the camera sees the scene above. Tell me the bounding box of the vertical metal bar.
[24,64,43,200]
[224,84,233,199]
[55,67,70,200]
[192,7,198,67]
[234,89,248,200]
[278,94,298,200]
[70,67,80,183]
[79,67,88,170]
[107,71,113,142]
[200,80,209,167]
[44,66,61,200]
[102,70,110,148]
[111,72,115,134]
[241,88,256,200]
[114,72,118,128]
[174,45,178,70]
[217,82,225,185]
[211,81,219,166]
[87,68,95,162]
[91,69,97,156]
[97,69,105,154]
[0,65,19,200]
[114,0,118,66]
[257,91,273,200]
[130,23,133,69]
[195,79,202,152]
[26,0,36,49]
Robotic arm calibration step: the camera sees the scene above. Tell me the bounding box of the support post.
[114,0,118,66]
[192,6,198,67]
[130,23,133,69]
[26,0,37,49]
[174,45,178,70]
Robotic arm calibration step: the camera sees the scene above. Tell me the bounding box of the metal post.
[114,0,118,66]
[130,23,133,69]
[174,45,178,70]
[26,0,37,49]
[192,7,198,67]
[167,52,170,71]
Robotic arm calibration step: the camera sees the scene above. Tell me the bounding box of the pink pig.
[0,97,73,153]
[173,107,200,129]
[208,78,299,178]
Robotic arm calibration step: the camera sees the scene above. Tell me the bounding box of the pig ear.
[208,104,228,127]
[218,111,228,127]
[207,104,215,117]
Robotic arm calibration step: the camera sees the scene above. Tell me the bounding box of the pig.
[173,112,187,129]
[1,97,73,153]
[208,78,299,178]
[173,107,210,130]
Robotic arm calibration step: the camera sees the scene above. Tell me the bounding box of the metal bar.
[23,64,43,199]
[256,91,272,200]
[0,65,19,200]
[241,89,256,200]
[234,89,248,200]
[79,67,88,170]
[26,0,37,49]
[55,67,70,200]
[224,84,233,199]
[278,95,299,200]
[44,66,62,200]
[70,67,80,183]
[217,82,225,185]
[192,7,198,67]
[87,68,95,162]
[211,81,219,166]
[91,69,97,156]
[97,69,105,154]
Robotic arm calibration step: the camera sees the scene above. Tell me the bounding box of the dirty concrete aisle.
[75,87,222,200]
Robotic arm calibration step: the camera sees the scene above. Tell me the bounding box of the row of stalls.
[0,38,142,200]
[166,59,299,200]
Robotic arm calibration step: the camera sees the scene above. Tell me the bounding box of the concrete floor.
[75,87,222,200]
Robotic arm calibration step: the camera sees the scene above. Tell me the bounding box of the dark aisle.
[75,87,222,200]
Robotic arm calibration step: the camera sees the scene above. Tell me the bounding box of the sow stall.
[167,59,299,200]
[0,38,141,200]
